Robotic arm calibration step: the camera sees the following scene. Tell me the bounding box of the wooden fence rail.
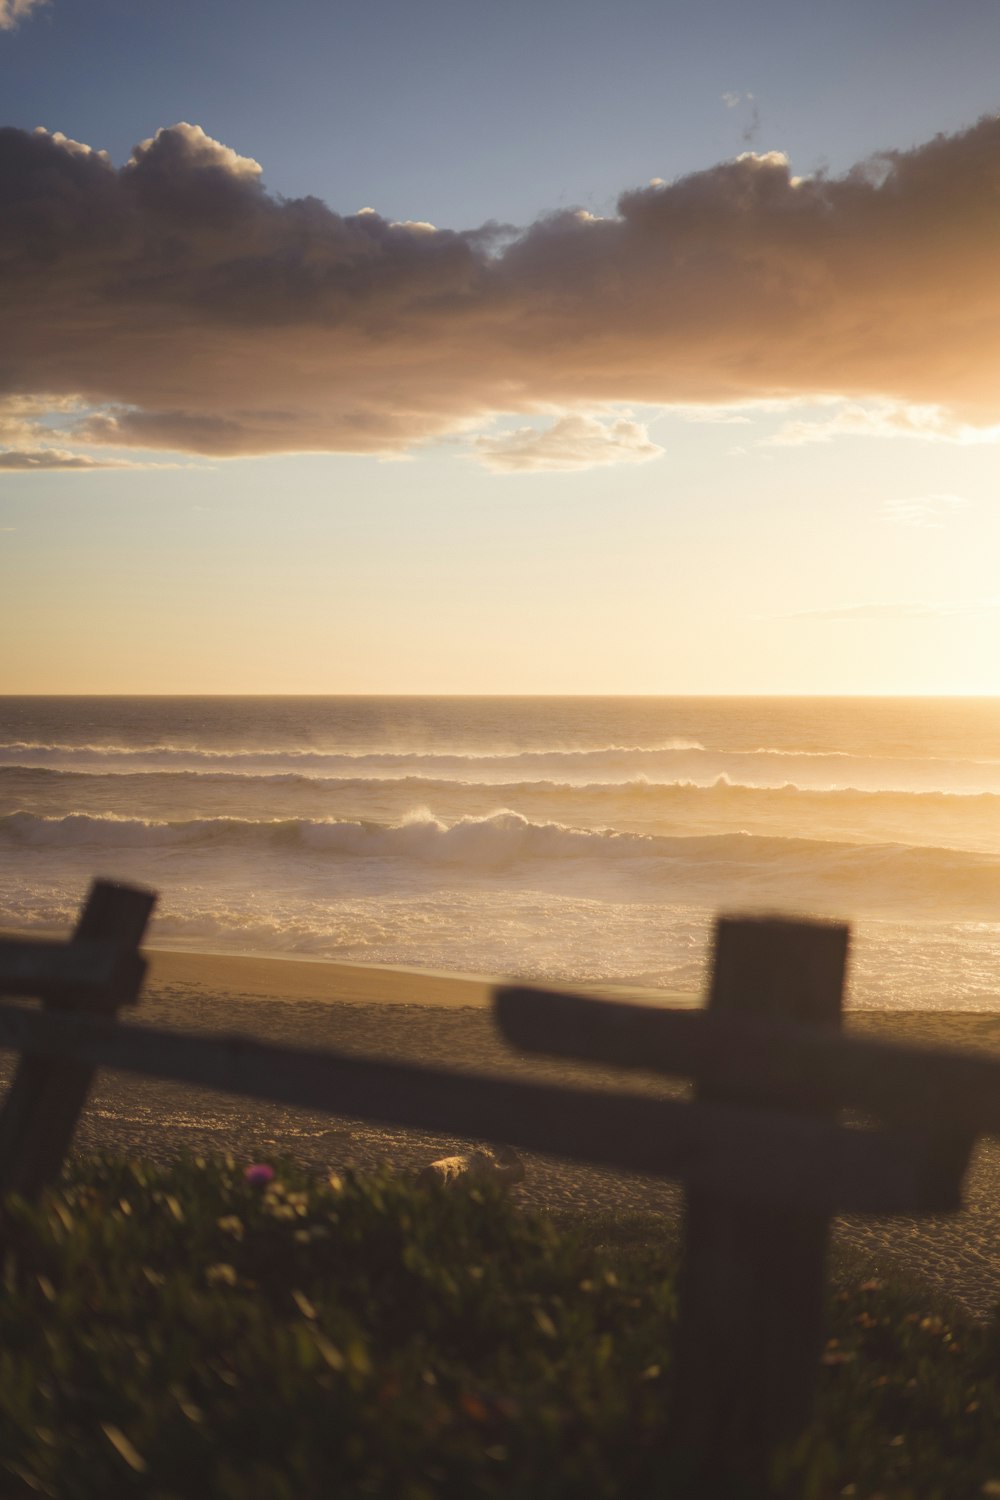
[497,986,1000,1131]
[0,880,995,1490]
[0,997,965,1213]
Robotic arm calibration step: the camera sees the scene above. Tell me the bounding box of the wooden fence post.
[0,879,155,1200]
[671,914,848,1490]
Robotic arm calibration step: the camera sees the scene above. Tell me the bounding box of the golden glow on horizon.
[3,413,1000,697]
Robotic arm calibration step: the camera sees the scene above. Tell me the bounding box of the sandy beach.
[6,947,1000,1321]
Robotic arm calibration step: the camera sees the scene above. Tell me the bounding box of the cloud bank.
[5,116,1000,464]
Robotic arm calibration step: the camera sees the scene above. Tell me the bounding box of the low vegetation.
[0,1156,998,1498]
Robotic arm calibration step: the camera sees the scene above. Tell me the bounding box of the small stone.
[418,1145,525,1189]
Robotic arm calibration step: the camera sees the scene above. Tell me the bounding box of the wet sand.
[7,948,1000,1321]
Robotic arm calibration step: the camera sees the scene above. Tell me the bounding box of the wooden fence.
[0,878,995,1487]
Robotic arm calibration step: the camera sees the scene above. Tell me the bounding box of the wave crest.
[3,807,998,898]
[3,738,999,795]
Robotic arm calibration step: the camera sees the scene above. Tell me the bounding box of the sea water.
[0,696,998,1010]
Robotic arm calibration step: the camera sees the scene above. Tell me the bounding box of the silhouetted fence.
[0,879,993,1485]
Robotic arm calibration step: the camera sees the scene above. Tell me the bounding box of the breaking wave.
[3,808,998,911]
[1,807,647,859]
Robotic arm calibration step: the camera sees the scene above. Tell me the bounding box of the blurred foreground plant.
[0,1155,998,1498]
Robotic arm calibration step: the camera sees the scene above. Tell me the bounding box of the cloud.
[0,0,47,30]
[8,116,1000,462]
[0,447,170,470]
[882,493,969,528]
[0,393,181,469]
[764,401,1000,447]
[473,413,663,472]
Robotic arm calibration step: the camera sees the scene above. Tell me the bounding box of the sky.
[2,0,1000,695]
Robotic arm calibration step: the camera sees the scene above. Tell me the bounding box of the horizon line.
[2,691,1000,702]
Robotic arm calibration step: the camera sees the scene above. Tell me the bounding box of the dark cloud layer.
[3,117,1000,461]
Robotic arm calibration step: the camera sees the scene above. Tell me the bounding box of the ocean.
[0,696,998,1010]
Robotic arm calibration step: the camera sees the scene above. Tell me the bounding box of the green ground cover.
[0,1156,998,1499]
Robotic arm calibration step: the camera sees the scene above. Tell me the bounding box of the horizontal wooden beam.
[495,985,1000,1137]
[0,1001,966,1215]
[0,939,146,1004]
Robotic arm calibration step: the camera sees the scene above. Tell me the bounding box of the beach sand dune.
[4,949,1000,1320]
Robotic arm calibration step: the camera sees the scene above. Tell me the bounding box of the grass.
[0,1156,999,1498]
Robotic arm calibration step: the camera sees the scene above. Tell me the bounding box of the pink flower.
[244,1163,275,1186]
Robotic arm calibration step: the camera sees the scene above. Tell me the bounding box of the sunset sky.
[3,0,1000,695]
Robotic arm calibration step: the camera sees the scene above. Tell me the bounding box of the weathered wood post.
[0,879,155,1199]
[671,914,848,1489]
